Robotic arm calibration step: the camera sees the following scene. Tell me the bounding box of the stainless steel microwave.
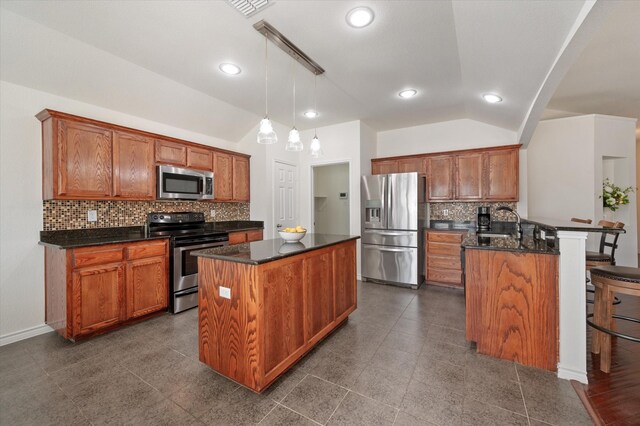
[157,165,214,200]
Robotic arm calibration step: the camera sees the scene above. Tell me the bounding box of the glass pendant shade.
[285,127,303,151]
[310,134,323,158]
[257,117,277,144]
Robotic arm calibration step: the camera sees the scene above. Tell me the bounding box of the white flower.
[604,186,613,193]
[606,198,615,205]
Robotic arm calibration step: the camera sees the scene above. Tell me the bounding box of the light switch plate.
[87,210,97,222]
[219,286,231,299]
[443,209,449,216]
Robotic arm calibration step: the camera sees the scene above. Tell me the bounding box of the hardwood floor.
[584,293,640,425]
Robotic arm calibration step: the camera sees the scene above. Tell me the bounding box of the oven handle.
[174,241,228,253]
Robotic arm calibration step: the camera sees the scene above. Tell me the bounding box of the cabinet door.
[455,153,483,200]
[484,149,518,201]
[187,146,214,171]
[72,264,124,336]
[228,231,247,245]
[232,156,250,202]
[304,250,334,344]
[397,157,425,174]
[113,131,155,199]
[334,242,356,322]
[155,139,187,166]
[58,120,112,198]
[213,152,233,201]
[246,229,263,242]
[426,155,454,201]
[126,256,168,319]
[371,159,398,175]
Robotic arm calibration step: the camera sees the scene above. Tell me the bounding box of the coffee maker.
[477,206,491,231]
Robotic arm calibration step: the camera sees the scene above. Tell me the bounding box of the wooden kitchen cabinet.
[232,156,250,202]
[371,159,398,175]
[45,239,169,340]
[228,229,263,245]
[455,152,483,200]
[155,138,187,166]
[425,230,465,288]
[397,157,425,173]
[187,146,214,171]
[426,155,455,201]
[334,241,357,322]
[214,152,233,201]
[484,148,519,201]
[305,249,335,344]
[113,131,155,199]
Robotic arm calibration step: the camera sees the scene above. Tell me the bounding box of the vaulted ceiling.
[1,0,628,143]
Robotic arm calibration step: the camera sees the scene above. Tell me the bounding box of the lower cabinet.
[425,230,465,288]
[228,229,263,245]
[304,250,334,344]
[45,239,169,340]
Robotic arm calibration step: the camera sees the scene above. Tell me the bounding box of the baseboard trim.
[558,365,588,384]
[0,324,53,346]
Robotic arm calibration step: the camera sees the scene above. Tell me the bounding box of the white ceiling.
[1,0,594,141]
[547,1,640,123]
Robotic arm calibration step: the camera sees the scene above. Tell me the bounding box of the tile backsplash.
[43,200,249,231]
[429,202,518,222]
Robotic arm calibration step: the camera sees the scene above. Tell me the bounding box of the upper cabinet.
[371,145,519,202]
[37,109,250,202]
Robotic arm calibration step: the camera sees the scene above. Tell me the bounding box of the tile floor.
[0,282,593,425]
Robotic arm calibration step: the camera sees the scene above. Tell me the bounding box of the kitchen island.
[192,234,359,392]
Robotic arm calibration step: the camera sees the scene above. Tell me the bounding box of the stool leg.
[600,288,613,373]
[592,285,603,355]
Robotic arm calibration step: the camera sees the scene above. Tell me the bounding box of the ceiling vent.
[227,0,270,17]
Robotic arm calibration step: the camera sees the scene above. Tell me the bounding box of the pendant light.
[285,59,303,151]
[309,74,323,158]
[257,36,277,144]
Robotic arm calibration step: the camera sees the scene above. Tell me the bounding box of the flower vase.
[604,208,615,222]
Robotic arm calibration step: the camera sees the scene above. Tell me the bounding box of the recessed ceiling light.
[219,63,241,75]
[303,110,318,118]
[398,89,418,99]
[483,93,502,103]
[346,6,374,28]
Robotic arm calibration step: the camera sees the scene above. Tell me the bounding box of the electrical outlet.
[87,210,97,222]
[443,209,449,216]
[210,209,216,219]
[219,286,231,299]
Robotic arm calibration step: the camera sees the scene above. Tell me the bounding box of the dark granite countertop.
[522,217,626,233]
[39,220,264,249]
[462,234,559,255]
[192,234,360,265]
[425,220,519,233]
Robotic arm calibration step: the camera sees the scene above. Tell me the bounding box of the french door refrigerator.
[361,172,427,289]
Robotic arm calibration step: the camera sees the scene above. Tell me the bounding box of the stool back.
[571,217,593,224]
[597,220,625,264]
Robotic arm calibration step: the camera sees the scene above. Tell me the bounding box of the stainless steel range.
[148,212,228,313]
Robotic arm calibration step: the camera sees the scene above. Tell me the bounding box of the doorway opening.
[311,163,350,234]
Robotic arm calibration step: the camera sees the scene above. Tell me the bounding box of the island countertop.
[192,233,360,265]
[522,217,626,233]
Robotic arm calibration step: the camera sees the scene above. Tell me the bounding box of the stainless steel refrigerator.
[361,172,427,289]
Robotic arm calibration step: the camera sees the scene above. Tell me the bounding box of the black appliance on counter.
[477,206,491,231]
[148,212,228,313]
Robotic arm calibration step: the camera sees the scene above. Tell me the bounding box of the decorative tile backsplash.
[43,200,250,231]
[429,202,518,222]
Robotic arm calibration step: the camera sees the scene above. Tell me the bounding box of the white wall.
[0,81,246,342]
[313,164,350,235]
[376,118,517,157]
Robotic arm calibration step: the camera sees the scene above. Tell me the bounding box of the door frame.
[310,160,351,234]
[272,160,299,237]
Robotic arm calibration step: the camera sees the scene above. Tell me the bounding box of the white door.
[273,161,298,231]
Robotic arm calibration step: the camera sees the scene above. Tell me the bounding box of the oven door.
[173,240,227,292]
[158,165,213,200]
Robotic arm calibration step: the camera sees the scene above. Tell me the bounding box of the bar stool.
[588,266,640,373]
[586,220,625,269]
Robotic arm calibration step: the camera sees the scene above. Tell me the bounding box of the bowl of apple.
[278,226,307,243]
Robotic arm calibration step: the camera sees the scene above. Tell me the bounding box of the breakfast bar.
[192,234,359,392]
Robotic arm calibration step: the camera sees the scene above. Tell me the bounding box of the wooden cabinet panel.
[427,241,461,257]
[187,146,213,171]
[73,247,124,268]
[126,256,168,319]
[246,229,263,242]
[232,156,250,202]
[425,230,465,288]
[372,159,399,175]
[58,120,113,198]
[304,250,334,343]
[72,264,124,336]
[214,152,233,201]
[427,268,462,285]
[426,155,454,201]
[426,232,465,244]
[397,157,425,174]
[465,249,558,370]
[155,139,187,166]
[262,258,305,374]
[484,149,518,200]
[228,231,247,245]
[126,241,167,260]
[427,255,462,271]
[113,131,155,199]
[334,242,357,322]
[456,153,483,200]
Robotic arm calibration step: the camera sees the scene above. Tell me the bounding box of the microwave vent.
[227,0,270,17]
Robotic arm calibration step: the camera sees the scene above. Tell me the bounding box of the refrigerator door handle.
[367,246,413,253]
[364,230,414,236]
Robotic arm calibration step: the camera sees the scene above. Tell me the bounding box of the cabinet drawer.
[228,232,246,245]
[426,242,461,257]
[426,255,461,271]
[126,241,167,260]
[246,229,263,242]
[73,247,124,268]
[427,268,462,285]
[426,232,465,243]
